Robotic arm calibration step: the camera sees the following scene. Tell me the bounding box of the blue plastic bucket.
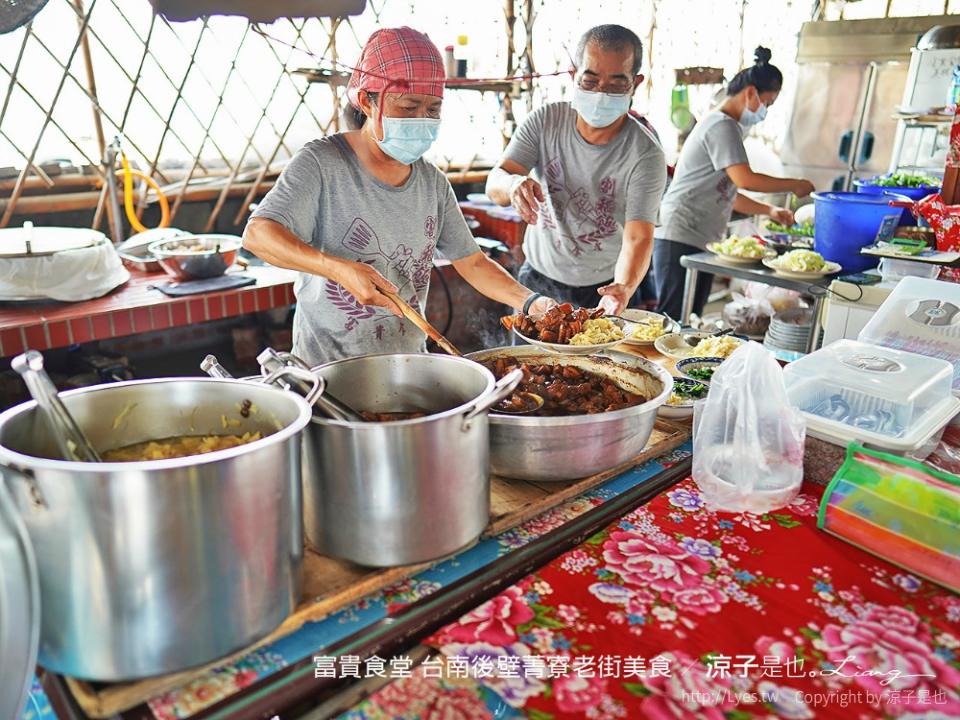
[811,192,906,273]
[853,178,939,226]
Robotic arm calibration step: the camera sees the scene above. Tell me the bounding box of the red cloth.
[423,478,960,719]
[347,27,445,108]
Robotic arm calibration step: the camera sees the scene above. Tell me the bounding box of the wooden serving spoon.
[380,289,462,357]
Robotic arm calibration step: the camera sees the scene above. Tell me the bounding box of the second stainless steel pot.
[303,353,519,567]
[0,378,312,681]
[467,347,673,481]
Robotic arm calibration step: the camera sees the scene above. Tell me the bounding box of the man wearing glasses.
[486,24,666,315]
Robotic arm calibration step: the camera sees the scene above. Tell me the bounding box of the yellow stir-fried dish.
[569,318,624,345]
[103,432,262,461]
[690,335,743,358]
[631,318,667,341]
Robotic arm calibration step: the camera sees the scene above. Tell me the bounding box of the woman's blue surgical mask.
[739,100,767,128]
[570,86,632,129]
[376,115,440,164]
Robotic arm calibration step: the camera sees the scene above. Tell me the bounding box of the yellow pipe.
[120,152,169,232]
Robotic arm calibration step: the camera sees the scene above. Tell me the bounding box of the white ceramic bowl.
[653,331,713,360]
[657,377,709,420]
[675,356,724,383]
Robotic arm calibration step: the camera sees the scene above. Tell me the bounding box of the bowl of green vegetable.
[675,356,724,384]
[854,173,941,217]
[658,376,709,419]
[764,221,815,252]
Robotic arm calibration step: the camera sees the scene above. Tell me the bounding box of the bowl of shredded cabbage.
[763,249,841,280]
[706,236,777,265]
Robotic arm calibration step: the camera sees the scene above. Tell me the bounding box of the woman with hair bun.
[653,46,815,320]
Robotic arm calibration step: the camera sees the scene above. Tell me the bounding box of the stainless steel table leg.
[681,268,698,324]
[807,294,825,354]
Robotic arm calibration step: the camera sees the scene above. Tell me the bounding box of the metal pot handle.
[261,366,326,408]
[462,368,523,424]
[274,351,312,371]
[0,474,41,720]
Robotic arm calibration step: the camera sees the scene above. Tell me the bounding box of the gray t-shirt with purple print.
[250,134,479,366]
[657,111,749,249]
[503,101,667,286]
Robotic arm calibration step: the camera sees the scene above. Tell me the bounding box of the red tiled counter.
[0,267,296,358]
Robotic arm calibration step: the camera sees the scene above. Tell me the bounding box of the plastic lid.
[783,339,957,448]
[0,482,40,720]
[858,277,960,392]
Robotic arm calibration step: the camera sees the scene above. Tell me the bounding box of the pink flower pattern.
[445,587,534,647]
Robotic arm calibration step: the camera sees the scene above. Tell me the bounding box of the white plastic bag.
[743,281,802,314]
[722,292,773,337]
[692,342,806,513]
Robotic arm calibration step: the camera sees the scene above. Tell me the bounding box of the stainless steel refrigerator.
[780,15,957,193]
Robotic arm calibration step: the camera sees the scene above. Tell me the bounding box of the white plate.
[513,317,627,355]
[762,257,842,280]
[619,309,680,346]
[654,331,746,360]
[658,403,694,419]
[706,242,776,266]
[653,331,712,360]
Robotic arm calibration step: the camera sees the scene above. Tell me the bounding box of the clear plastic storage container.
[858,277,960,395]
[783,339,960,454]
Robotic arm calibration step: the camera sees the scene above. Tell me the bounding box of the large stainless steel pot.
[467,347,673,481]
[302,353,520,567]
[0,378,313,681]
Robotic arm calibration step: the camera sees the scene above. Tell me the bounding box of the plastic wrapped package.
[742,281,802,314]
[722,292,772,337]
[693,342,806,513]
[818,444,959,593]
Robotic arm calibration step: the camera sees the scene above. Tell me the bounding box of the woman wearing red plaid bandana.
[244,27,555,365]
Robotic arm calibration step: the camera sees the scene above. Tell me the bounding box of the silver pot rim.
[0,377,313,473]
[466,347,673,427]
[308,352,496,427]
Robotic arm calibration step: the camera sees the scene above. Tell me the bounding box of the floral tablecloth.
[19,445,691,720]
[341,478,960,720]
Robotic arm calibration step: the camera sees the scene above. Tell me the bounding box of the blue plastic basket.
[811,192,906,273]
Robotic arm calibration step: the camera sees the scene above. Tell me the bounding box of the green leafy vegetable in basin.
[765,221,814,237]
[867,173,940,188]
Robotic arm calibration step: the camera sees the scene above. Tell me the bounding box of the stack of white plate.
[764,307,817,353]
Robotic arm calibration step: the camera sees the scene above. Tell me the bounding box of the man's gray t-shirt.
[503,102,666,286]
[250,135,479,366]
[658,111,749,249]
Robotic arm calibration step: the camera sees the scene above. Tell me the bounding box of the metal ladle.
[494,390,545,415]
[11,350,102,462]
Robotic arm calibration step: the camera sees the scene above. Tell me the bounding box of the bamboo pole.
[169,23,250,224]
